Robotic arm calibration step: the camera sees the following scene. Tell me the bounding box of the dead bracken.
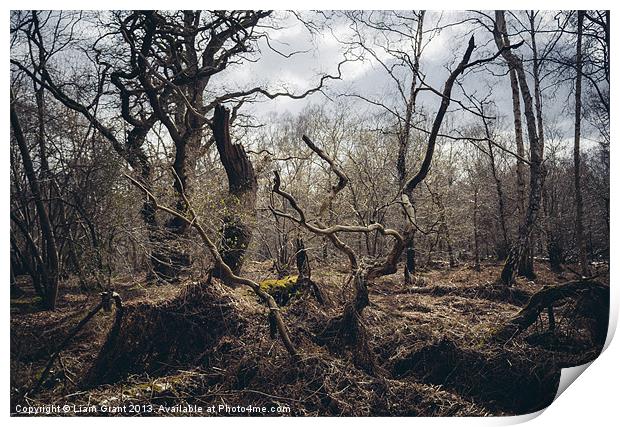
[10,261,608,416]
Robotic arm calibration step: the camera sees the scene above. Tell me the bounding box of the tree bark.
[395,12,424,283]
[518,12,548,279]
[212,104,258,276]
[507,48,527,221]
[494,11,545,286]
[11,99,59,310]
[574,11,590,277]
[503,27,528,271]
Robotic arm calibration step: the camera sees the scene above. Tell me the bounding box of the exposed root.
[494,279,609,344]
[314,272,385,376]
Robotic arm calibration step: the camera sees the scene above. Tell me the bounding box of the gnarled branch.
[124,170,298,358]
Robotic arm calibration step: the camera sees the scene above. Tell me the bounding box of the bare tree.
[10,94,59,310]
[338,11,428,282]
[574,11,590,277]
[492,11,545,286]
[212,104,258,276]
[11,10,345,282]
[370,33,520,279]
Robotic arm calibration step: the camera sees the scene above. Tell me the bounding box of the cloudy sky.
[12,10,594,152]
[211,10,587,149]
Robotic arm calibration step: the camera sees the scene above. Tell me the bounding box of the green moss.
[259,275,300,305]
[259,275,298,292]
[33,367,44,381]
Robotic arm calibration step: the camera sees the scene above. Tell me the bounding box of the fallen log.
[494,279,609,344]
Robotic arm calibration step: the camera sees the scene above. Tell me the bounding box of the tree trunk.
[486,138,510,260]
[404,232,416,284]
[368,229,409,280]
[542,186,564,272]
[494,11,545,286]
[509,61,533,277]
[295,238,325,304]
[440,201,456,268]
[574,11,590,277]
[473,187,481,271]
[370,34,476,281]
[133,142,184,283]
[518,11,548,281]
[11,100,59,310]
[509,71,527,220]
[518,240,535,279]
[397,12,424,284]
[212,104,258,277]
[152,129,202,282]
[504,32,527,269]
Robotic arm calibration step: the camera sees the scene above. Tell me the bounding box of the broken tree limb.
[212,104,258,276]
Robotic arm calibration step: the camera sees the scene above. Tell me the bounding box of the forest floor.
[10,260,609,417]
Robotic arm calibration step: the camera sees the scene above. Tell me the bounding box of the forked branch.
[272,134,405,275]
[301,134,349,218]
[403,35,524,197]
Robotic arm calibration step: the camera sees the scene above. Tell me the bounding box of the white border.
[4,1,618,425]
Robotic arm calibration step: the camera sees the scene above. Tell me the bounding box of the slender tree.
[574,11,590,277]
[493,11,545,286]
[10,95,59,310]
